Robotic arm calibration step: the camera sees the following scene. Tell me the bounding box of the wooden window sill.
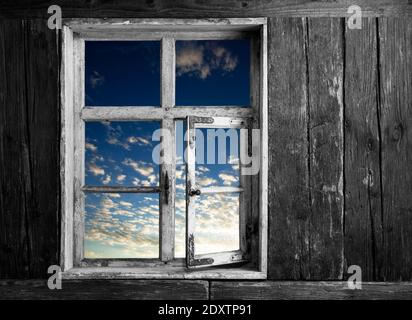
[61,266,267,280]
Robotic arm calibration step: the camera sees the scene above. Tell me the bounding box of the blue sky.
[84,40,249,258]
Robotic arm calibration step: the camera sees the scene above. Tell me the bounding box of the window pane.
[176,40,250,106]
[85,41,160,106]
[195,128,240,188]
[84,193,159,258]
[194,193,240,255]
[85,121,160,187]
[174,122,242,258]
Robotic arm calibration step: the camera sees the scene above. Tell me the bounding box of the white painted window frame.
[60,18,268,279]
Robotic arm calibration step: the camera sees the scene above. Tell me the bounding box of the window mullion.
[73,37,85,266]
[160,37,176,261]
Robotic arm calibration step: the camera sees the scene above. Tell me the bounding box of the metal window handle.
[189,188,201,197]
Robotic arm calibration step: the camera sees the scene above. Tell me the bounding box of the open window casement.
[185,116,251,268]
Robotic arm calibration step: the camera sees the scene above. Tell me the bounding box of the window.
[61,19,267,279]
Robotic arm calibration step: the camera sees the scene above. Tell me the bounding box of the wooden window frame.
[60,18,268,280]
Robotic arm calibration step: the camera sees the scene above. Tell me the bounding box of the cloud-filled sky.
[84,40,247,259]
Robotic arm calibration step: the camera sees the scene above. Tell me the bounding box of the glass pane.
[176,40,250,106]
[85,121,160,187]
[84,193,159,258]
[194,193,240,255]
[85,41,160,106]
[174,121,242,258]
[195,128,240,188]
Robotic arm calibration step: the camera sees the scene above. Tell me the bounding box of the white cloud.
[228,155,239,165]
[84,194,160,258]
[127,136,151,146]
[218,173,239,186]
[88,163,105,176]
[123,158,155,177]
[107,193,121,198]
[119,201,133,208]
[132,178,141,186]
[197,166,210,173]
[116,174,126,183]
[197,176,217,187]
[107,137,130,150]
[176,42,239,79]
[85,142,97,152]
[102,174,111,185]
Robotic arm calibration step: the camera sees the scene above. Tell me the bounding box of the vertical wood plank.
[0,19,60,278]
[268,17,310,279]
[185,117,196,267]
[160,38,175,261]
[73,36,85,266]
[258,21,268,274]
[60,25,74,272]
[307,18,344,279]
[0,19,30,278]
[379,17,412,280]
[248,31,260,268]
[344,18,383,281]
[24,20,60,276]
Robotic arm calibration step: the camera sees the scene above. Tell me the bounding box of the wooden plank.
[61,267,265,279]
[267,18,310,279]
[1,1,411,19]
[307,18,344,279]
[0,20,60,278]
[73,36,85,267]
[0,20,30,278]
[249,31,260,271]
[160,38,175,262]
[185,116,197,267]
[210,281,412,300]
[258,19,268,275]
[0,279,209,300]
[200,187,243,194]
[378,18,412,281]
[60,25,75,272]
[82,186,161,193]
[65,18,267,30]
[76,30,253,41]
[24,19,61,277]
[81,106,254,120]
[344,18,383,281]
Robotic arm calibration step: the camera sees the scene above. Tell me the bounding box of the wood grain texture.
[0,20,30,278]
[210,281,412,300]
[344,18,383,281]
[1,1,411,19]
[0,279,209,300]
[306,18,344,279]
[267,17,310,280]
[1,15,412,283]
[378,18,412,281]
[0,20,60,278]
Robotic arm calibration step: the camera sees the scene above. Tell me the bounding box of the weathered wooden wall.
[268,16,412,281]
[0,19,60,279]
[1,0,411,18]
[0,0,412,299]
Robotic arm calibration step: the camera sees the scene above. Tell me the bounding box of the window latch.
[188,188,201,197]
